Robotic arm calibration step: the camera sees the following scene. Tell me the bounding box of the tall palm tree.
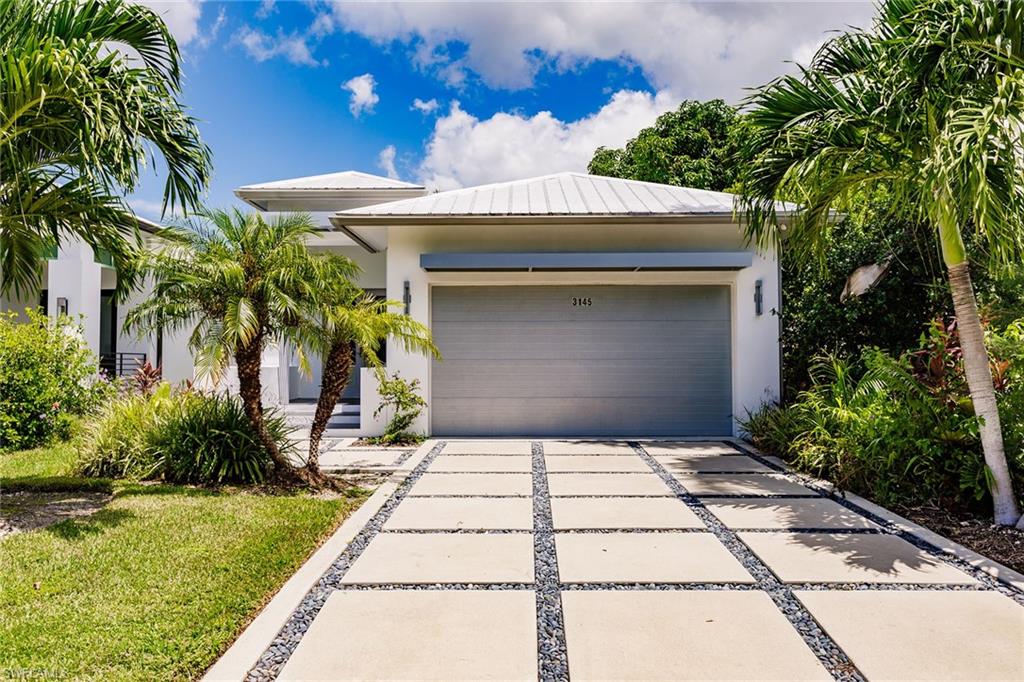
[297,277,437,475]
[0,0,210,295]
[125,209,353,487]
[738,0,1024,526]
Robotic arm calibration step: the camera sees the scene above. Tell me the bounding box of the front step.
[284,401,360,429]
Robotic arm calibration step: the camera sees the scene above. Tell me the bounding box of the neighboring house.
[0,217,194,384]
[235,170,784,438]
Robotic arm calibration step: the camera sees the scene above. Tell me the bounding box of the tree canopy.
[588,99,749,191]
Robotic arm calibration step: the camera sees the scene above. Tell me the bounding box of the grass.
[0,443,371,681]
[0,442,111,493]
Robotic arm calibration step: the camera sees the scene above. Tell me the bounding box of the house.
[0,217,194,383]
[235,170,783,438]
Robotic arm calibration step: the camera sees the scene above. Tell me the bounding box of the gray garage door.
[431,285,732,436]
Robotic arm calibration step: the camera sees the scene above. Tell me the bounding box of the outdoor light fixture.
[56,297,68,315]
[403,280,411,315]
[754,280,763,316]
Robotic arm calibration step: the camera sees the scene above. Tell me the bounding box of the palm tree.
[125,208,352,487]
[297,277,437,475]
[0,0,210,295]
[738,0,1024,526]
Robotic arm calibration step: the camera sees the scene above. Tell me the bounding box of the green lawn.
[0,444,370,681]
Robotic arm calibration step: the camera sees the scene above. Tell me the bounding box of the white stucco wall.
[381,222,781,436]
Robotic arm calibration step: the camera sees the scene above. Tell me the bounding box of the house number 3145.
[571,296,593,307]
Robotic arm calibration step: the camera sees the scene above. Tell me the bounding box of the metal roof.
[334,172,791,222]
[236,170,424,192]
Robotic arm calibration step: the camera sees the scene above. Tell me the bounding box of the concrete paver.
[409,473,532,496]
[384,497,534,530]
[342,533,535,584]
[640,441,739,456]
[704,498,880,530]
[675,473,815,496]
[795,590,1024,681]
[562,590,830,680]
[441,440,533,455]
[550,497,704,529]
[740,532,978,584]
[547,472,672,496]
[555,532,754,583]
[543,441,637,455]
[279,590,538,680]
[544,455,651,472]
[654,454,772,473]
[318,449,401,471]
[428,455,532,472]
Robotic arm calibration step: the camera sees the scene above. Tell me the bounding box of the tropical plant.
[0,309,110,450]
[298,278,437,473]
[79,383,290,485]
[0,0,210,295]
[149,391,290,485]
[79,382,175,479]
[738,0,1024,526]
[589,99,751,191]
[372,372,428,445]
[124,208,349,487]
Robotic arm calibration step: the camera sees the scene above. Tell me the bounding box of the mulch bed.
[896,503,1024,575]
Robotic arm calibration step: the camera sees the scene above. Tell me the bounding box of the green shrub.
[371,372,427,445]
[149,392,289,485]
[79,384,291,485]
[78,383,175,479]
[0,309,112,450]
[743,322,1024,512]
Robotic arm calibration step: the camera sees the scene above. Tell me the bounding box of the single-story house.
[235,170,784,438]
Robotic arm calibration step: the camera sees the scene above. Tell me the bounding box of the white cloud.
[343,73,380,117]
[255,0,277,20]
[327,1,876,100]
[309,12,335,39]
[418,89,677,191]
[134,1,203,45]
[235,26,322,67]
[193,6,226,51]
[411,97,439,114]
[378,145,399,179]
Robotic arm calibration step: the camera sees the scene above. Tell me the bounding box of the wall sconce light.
[403,280,411,315]
[56,297,69,316]
[754,280,763,316]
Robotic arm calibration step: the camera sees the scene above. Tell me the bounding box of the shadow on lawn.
[46,508,135,539]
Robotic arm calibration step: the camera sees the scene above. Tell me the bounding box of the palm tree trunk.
[235,340,298,477]
[947,262,1022,526]
[306,341,356,473]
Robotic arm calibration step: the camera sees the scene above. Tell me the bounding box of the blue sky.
[130,1,876,222]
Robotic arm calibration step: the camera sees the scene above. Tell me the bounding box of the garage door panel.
[432,286,729,322]
[432,398,731,437]
[434,360,730,398]
[430,285,732,436]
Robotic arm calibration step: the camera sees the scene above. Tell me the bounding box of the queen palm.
[0,0,210,295]
[125,208,353,488]
[298,278,437,476]
[738,0,1024,526]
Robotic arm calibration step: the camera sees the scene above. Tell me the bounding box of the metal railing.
[99,352,147,377]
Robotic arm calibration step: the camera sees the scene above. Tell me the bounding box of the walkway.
[244,440,1024,681]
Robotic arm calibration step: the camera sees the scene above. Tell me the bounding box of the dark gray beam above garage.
[419,251,754,272]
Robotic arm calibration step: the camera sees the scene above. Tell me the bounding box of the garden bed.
[0,444,372,680]
[896,503,1024,576]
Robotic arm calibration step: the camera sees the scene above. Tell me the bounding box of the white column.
[46,237,102,356]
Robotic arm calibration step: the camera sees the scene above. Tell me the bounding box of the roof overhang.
[419,251,753,272]
[235,187,428,212]
[331,212,774,228]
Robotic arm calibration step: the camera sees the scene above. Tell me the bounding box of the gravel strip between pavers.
[727,441,1024,605]
[245,441,448,681]
[630,442,866,682]
[532,441,570,682]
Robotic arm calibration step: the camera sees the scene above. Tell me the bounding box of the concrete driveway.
[235,439,1024,681]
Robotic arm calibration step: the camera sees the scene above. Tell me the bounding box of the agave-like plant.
[0,0,210,296]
